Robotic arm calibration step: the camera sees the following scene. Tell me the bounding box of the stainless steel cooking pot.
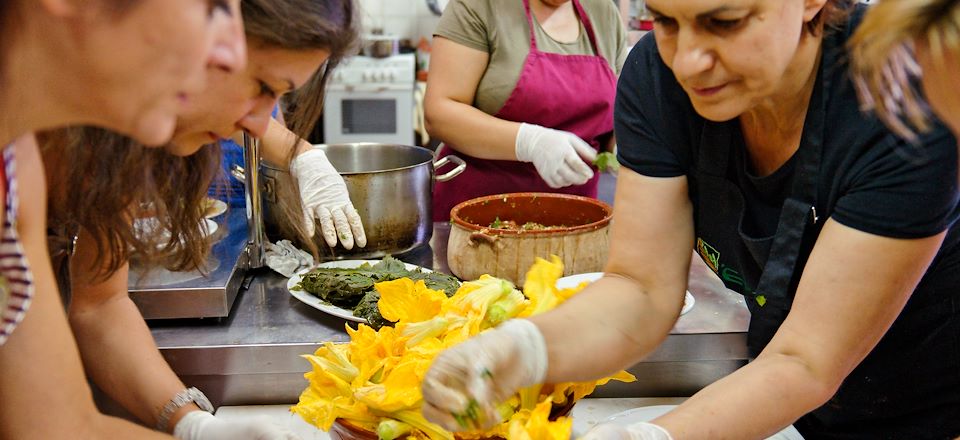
[259,143,465,259]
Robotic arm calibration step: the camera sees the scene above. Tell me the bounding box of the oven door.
[323,85,414,145]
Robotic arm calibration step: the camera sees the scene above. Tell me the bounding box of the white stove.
[323,54,416,145]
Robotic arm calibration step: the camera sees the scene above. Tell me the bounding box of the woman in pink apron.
[425,0,626,221]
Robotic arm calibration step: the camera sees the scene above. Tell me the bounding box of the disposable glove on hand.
[289,149,366,250]
[515,122,597,189]
[421,319,548,431]
[580,422,673,440]
[173,411,301,440]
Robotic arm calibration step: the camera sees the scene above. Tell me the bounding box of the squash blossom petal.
[377,278,447,323]
[507,399,572,440]
[443,275,514,317]
[294,258,630,438]
[518,256,564,317]
[398,315,466,348]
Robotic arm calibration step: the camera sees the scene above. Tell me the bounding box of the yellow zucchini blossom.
[292,256,635,439]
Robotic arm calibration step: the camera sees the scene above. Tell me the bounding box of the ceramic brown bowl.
[446,193,613,285]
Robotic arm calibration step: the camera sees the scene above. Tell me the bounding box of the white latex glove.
[421,319,548,431]
[515,122,597,189]
[580,422,674,440]
[173,410,300,440]
[289,149,367,250]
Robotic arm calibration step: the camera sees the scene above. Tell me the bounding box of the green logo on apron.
[696,238,720,273]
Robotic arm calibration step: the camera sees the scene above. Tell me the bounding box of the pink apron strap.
[522,0,538,49]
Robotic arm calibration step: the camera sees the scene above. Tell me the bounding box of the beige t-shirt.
[435,0,627,115]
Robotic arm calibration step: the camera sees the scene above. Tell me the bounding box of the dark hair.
[43,0,361,279]
[243,0,359,140]
[244,0,361,257]
[807,0,857,35]
[42,129,221,276]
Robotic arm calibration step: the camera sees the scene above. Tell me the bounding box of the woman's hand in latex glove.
[420,319,549,431]
[515,123,597,188]
[289,149,366,250]
[173,411,301,440]
[580,422,673,440]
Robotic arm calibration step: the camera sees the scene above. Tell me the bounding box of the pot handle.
[468,231,499,248]
[434,154,466,182]
[229,164,276,201]
[230,164,246,183]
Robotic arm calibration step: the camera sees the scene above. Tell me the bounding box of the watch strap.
[156,387,214,432]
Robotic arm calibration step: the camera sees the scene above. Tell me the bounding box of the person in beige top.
[425,0,627,221]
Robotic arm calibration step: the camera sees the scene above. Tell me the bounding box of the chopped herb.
[593,152,620,173]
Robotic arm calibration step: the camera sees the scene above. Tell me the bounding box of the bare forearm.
[259,117,311,168]
[70,296,196,431]
[92,414,177,439]
[654,354,834,438]
[530,276,680,382]
[424,99,520,160]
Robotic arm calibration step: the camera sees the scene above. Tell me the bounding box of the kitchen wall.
[356,0,441,43]
[359,0,876,43]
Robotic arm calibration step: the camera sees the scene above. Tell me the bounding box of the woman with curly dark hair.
[39,0,359,439]
[421,1,960,438]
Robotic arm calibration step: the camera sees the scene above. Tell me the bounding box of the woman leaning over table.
[420,0,960,438]
[424,0,627,221]
[39,0,359,439]
[0,1,245,439]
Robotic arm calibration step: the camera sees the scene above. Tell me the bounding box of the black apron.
[690,49,960,438]
[693,75,825,356]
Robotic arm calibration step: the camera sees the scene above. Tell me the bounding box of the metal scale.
[128,135,268,320]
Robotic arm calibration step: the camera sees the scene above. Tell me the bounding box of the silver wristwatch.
[156,387,214,432]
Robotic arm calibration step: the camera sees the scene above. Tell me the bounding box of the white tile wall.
[357,0,441,41]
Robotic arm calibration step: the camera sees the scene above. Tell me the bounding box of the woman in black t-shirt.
[419,1,960,439]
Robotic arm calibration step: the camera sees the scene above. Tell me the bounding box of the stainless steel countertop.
[150,220,751,406]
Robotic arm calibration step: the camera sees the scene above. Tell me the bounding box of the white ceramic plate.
[555,273,695,315]
[602,405,805,439]
[201,218,218,237]
[134,217,219,244]
[287,259,432,323]
[203,198,228,219]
